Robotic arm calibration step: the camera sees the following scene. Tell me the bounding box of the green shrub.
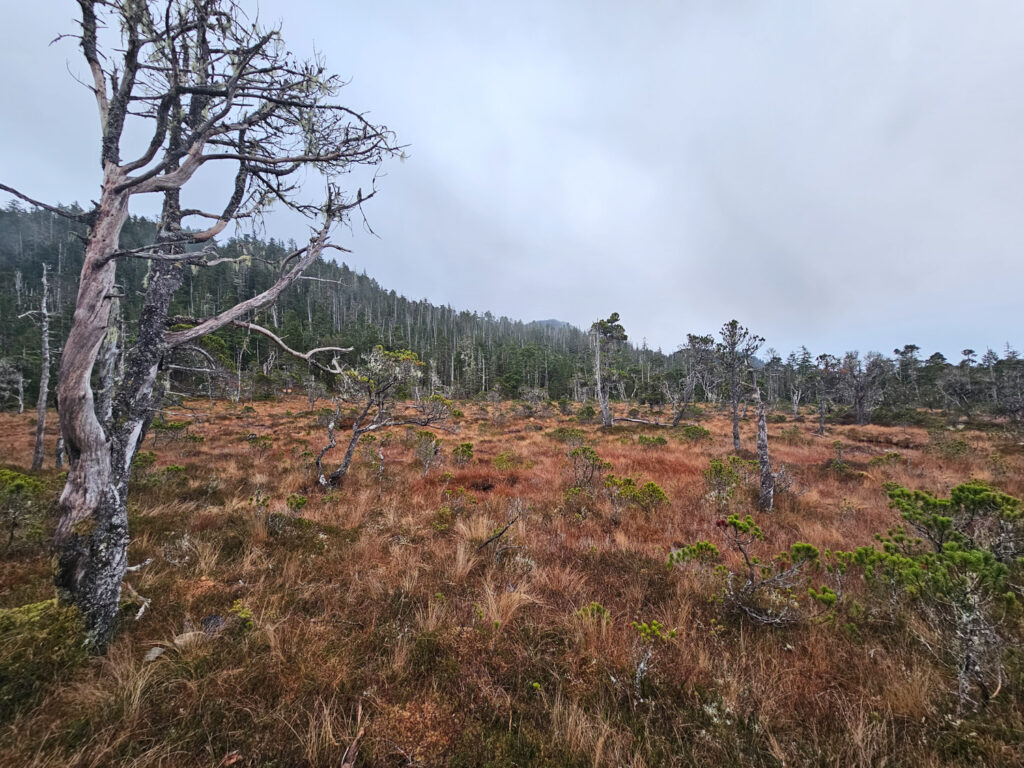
[576,404,597,423]
[928,429,972,458]
[414,431,442,475]
[631,619,676,643]
[703,457,753,507]
[605,474,669,521]
[0,600,86,722]
[492,450,522,471]
[285,493,308,514]
[668,515,823,626]
[132,450,157,471]
[870,407,942,429]
[637,434,667,450]
[567,445,610,487]
[452,442,474,467]
[0,469,46,551]
[847,482,1022,710]
[868,451,902,466]
[676,424,711,443]
[229,599,255,632]
[779,425,805,445]
[548,426,585,446]
[561,486,596,519]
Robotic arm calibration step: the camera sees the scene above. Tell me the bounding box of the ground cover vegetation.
[1,394,1023,766]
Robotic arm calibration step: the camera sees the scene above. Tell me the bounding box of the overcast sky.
[2,1,1022,359]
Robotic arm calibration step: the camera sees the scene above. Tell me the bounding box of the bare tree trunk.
[818,396,827,436]
[757,397,774,511]
[14,372,25,414]
[671,395,692,428]
[31,266,50,471]
[731,384,741,453]
[594,334,612,428]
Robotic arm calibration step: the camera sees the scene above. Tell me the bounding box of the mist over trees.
[2,204,1024,430]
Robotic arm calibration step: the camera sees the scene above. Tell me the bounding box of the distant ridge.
[529,318,574,330]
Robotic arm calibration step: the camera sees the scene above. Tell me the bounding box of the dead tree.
[0,361,24,413]
[664,333,714,426]
[753,373,774,512]
[20,266,52,471]
[717,320,764,453]
[317,347,455,487]
[3,0,398,650]
[815,354,840,436]
[590,313,627,428]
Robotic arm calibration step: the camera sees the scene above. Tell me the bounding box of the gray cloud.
[3,1,1022,359]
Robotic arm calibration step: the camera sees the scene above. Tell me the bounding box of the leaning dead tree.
[316,347,456,487]
[3,0,397,649]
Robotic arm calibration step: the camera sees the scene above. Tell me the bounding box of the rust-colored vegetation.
[1,399,1023,767]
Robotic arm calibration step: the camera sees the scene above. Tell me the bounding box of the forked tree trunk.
[54,177,130,650]
[31,265,50,471]
[54,178,186,650]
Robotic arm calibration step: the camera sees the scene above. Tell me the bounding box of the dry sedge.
[0,400,1022,767]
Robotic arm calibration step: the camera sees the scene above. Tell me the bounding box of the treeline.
[1,203,1022,424]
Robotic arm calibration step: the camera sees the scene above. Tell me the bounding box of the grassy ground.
[1,398,1022,767]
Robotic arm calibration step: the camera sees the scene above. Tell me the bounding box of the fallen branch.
[476,498,525,554]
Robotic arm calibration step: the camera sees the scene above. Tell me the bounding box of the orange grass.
[1,399,1022,767]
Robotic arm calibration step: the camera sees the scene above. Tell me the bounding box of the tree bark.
[54,175,130,650]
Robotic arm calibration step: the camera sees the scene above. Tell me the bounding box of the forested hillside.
[1,204,1022,425]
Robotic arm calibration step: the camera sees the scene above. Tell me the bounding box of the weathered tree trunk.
[671,392,692,428]
[54,177,130,650]
[55,180,184,650]
[757,398,774,511]
[731,384,741,453]
[818,396,827,436]
[31,266,51,471]
[594,334,612,428]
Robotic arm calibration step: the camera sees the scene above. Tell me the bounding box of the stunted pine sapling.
[848,482,1022,711]
[568,445,611,488]
[670,515,823,626]
[317,347,457,487]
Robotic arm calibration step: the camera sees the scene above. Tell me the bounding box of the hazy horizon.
[2,1,1023,360]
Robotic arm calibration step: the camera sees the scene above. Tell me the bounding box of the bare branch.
[0,183,96,224]
[230,320,352,374]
